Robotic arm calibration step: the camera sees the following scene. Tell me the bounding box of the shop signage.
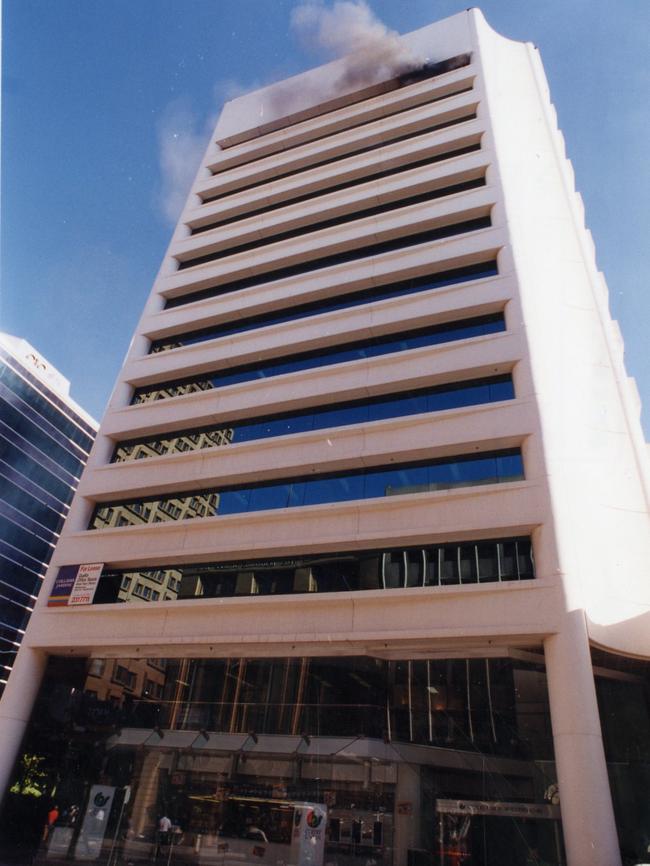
[436,799,560,820]
[48,563,104,607]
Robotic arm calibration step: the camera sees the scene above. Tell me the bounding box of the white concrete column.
[544,612,621,866]
[393,762,421,866]
[0,646,48,809]
[130,752,164,836]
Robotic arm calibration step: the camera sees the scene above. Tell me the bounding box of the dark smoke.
[279,0,426,112]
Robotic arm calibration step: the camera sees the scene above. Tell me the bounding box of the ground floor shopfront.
[0,650,647,866]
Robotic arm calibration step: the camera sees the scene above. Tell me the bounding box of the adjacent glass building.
[0,11,648,866]
[0,333,97,697]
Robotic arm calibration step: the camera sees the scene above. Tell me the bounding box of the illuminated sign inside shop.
[436,799,560,820]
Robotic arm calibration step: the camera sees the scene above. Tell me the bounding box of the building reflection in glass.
[90,537,535,606]
[0,652,574,866]
[113,427,233,462]
[90,450,524,531]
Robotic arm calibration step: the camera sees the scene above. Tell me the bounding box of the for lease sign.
[69,563,104,605]
[48,563,104,606]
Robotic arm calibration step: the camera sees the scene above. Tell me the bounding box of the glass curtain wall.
[0,653,564,866]
[591,648,650,865]
[0,349,95,695]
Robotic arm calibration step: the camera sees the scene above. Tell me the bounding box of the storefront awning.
[105,729,533,778]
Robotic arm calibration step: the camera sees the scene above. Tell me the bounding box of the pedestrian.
[158,814,172,845]
[43,804,59,841]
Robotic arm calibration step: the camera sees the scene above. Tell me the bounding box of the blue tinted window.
[133,315,505,405]
[91,450,523,529]
[153,262,497,354]
[0,436,76,503]
[217,488,252,516]
[117,375,514,461]
[0,538,50,573]
[489,378,514,402]
[166,210,487,308]
[199,98,474,204]
[0,596,33,630]
[365,465,427,499]
[179,178,486,272]
[429,455,497,488]
[302,473,365,507]
[192,140,480,238]
[497,452,525,480]
[0,500,55,542]
[247,484,292,512]
[0,360,95,448]
[315,402,368,428]
[0,516,53,563]
[0,473,66,531]
[0,401,85,475]
[370,393,426,421]
[0,556,43,594]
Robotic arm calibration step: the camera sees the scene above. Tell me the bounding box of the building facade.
[0,333,97,698]
[0,11,648,866]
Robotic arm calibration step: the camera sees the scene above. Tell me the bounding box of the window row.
[0,363,95,451]
[133,313,505,405]
[153,259,497,354]
[0,574,37,605]
[0,494,56,542]
[201,105,477,204]
[207,54,472,179]
[0,586,34,631]
[0,471,68,532]
[180,175,485,271]
[0,514,56,562]
[115,374,513,463]
[0,539,50,579]
[166,212,490,308]
[0,434,79,504]
[191,140,481,237]
[95,536,534,606]
[0,555,44,597]
[0,355,94,437]
[0,402,87,476]
[90,449,523,530]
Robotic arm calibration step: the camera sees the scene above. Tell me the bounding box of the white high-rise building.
[1,11,648,866]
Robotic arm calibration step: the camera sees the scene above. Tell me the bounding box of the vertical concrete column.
[130,752,163,836]
[0,646,48,809]
[393,763,421,866]
[544,612,621,866]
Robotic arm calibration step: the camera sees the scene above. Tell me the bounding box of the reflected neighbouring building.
[1,652,566,866]
[4,649,646,864]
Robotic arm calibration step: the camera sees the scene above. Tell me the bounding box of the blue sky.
[2,0,649,433]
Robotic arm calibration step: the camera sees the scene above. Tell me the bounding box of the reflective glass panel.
[91,537,534,606]
[91,450,523,530]
[165,200,485,307]
[132,316,506,405]
[115,375,513,462]
[0,646,569,866]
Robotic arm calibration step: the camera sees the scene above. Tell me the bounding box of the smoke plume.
[290,0,423,88]
[155,98,212,225]
[260,1,424,123]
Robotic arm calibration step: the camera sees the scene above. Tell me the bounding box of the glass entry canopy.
[0,654,564,866]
